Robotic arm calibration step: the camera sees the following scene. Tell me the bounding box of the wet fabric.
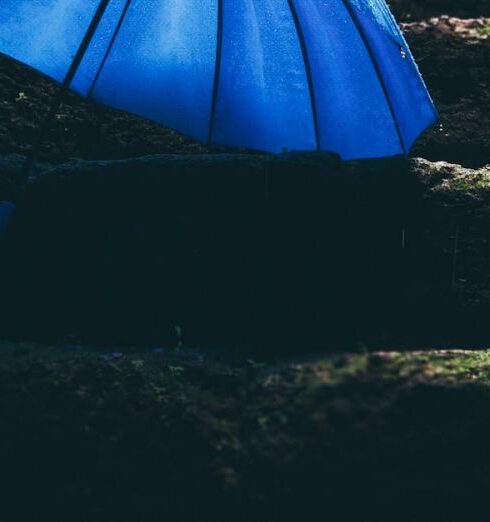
[0,201,15,240]
[0,0,437,160]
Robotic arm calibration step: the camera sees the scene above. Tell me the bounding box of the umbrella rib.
[63,0,112,89]
[286,0,321,151]
[18,0,111,184]
[207,0,224,145]
[339,0,407,155]
[88,0,133,99]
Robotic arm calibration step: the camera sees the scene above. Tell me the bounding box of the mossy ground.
[3,342,490,521]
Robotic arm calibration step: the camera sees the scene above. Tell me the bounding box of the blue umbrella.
[0,0,437,160]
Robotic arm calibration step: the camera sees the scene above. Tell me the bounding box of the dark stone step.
[0,153,428,350]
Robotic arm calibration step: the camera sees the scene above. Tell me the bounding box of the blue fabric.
[0,0,100,82]
[212,0,317,152]
[0,0,437,160]
[71,0,129,97]
[0,201,15,240]
[290,0,404,158]
[348,0,438,151]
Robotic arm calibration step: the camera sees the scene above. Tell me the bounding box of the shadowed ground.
[2,342,490,522]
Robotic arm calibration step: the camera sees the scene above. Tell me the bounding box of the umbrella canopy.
[0,0,437,160]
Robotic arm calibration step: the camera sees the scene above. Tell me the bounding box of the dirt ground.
[407,16,490,167]
[2,342,490,522]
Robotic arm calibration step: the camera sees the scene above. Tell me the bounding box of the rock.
[2,152,489,351]
[411,158,490,207]
[0,153,53,200]
[0,152,411,349]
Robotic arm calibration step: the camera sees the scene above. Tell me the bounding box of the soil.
[2,342,490,522]
[407,16,490,167]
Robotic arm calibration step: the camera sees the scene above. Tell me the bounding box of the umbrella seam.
[380,0,438,116]
[88,0,133,99]
[63,0,112,89]
[286,0,321,151]
[207,0,224,145]
[340,0,407,155]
